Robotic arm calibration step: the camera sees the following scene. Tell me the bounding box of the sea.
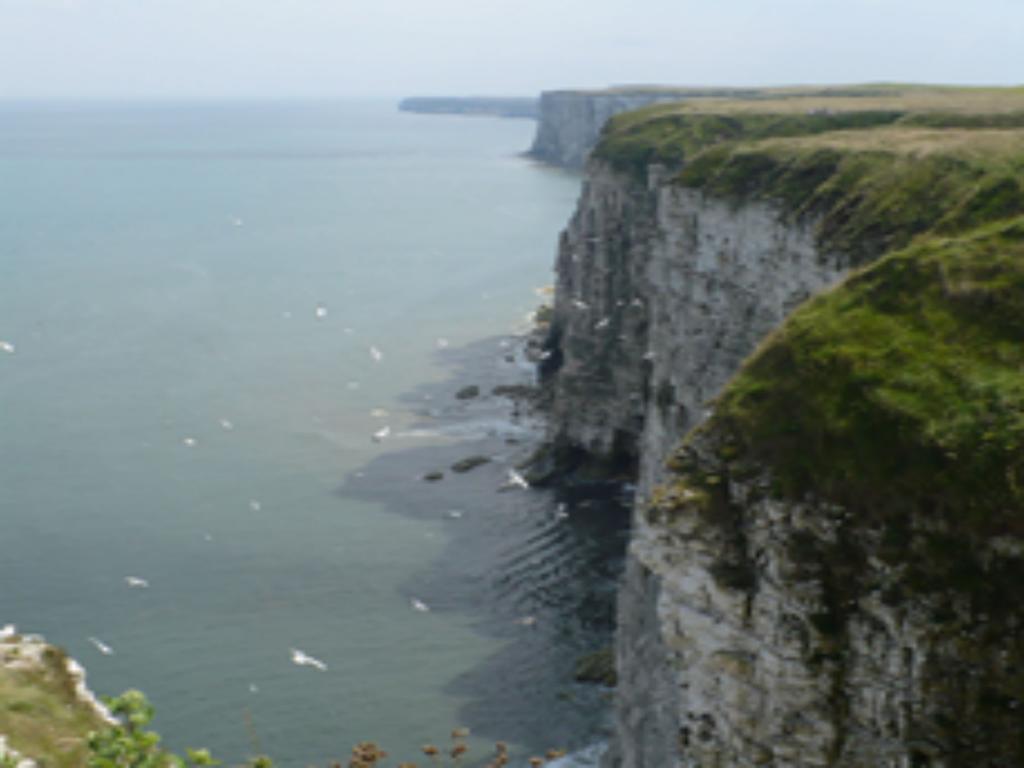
[0,101,628,767]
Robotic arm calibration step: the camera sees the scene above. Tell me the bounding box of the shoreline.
[336,330,630,758]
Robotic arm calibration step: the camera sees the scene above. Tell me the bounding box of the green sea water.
[0,101,603,765]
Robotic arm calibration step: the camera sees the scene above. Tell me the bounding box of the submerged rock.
[450,455,491,473]
[573,647,617,687]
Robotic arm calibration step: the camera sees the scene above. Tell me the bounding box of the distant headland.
[397,96,539,119]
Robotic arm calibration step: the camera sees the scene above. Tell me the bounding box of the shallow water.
[0,101,623,765]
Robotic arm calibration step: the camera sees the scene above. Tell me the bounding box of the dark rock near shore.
[450,455,491,473]
[455,385,480,400]
[574,647,617,686]
[492,384,536,400]
[422,471,444,482]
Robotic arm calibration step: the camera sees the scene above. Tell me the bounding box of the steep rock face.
[542,161,851,765]
[542,134,1024,765]
[542,160,847,488]
[636,430,1024,768]
[528,91,757,169]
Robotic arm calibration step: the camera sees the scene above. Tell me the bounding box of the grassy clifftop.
[707,215,1024,530]
[592,84,1024,183]
[677,127,1024,263]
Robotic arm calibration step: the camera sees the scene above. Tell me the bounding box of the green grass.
[591,110,905,177]
[707,215,1024,534]
[592,85,1024,179]
[0,644,108,768]
[675,128,1024,263]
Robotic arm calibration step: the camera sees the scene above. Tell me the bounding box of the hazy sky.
[1,0,1021,100]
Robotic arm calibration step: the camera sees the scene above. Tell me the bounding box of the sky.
[0,0,1021,100]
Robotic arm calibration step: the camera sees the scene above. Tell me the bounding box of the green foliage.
[900,110,1024,129]
[592,110,903,177]
[709,215,1024,534]
[675,133,1024,263]
[87,691,239,768]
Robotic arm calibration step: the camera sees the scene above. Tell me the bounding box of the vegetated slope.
[709,212,1024,561]
[1,636,109,768]
[655,216,1024,765]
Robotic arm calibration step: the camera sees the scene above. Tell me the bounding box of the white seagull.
[410,598,430,613]
[88,637,114,656]
[503,468,530,490]
[124,576,149,589]
[182,437,198,448]
[369,346,383,363]
[219,418,234,431]
[0,341,15,354]
[290,648,328,671]
[315,304,328,320]
[372,425,391,442]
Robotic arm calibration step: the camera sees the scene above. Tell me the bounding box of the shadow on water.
[336,335,631,755]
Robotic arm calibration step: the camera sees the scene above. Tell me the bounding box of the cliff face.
[528,88,761,169]
[542,162,846,489]
[539,96,1024,768]
[528,92,680,169]
[544,160,852,767]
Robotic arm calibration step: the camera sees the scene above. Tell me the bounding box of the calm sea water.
[0,102,626,766]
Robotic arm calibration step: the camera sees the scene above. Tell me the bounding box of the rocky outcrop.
[527,89,759,169]
[1,626,116,766]
[538,99,1024,767]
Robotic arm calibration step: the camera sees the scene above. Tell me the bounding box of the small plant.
[86,690,239,768]
[342,730,565,768]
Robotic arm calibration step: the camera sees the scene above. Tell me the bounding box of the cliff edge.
[536,86,1024,766]
[0,626,114,768]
